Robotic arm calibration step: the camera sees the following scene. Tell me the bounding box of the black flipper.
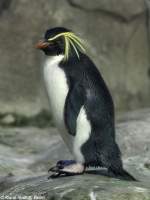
[64,81,84,136]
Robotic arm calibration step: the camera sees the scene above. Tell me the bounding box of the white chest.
[43,56,69,128]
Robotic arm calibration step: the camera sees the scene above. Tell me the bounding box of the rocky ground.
[0,109,150,199]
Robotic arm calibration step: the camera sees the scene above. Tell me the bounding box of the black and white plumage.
[36,27,136,180]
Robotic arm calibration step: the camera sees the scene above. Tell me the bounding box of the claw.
[48,172,61,179]
[48,165,59,172]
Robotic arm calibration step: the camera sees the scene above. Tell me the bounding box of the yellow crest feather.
[48,32,86,60]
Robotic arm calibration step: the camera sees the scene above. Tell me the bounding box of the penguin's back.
[61,54,116,165]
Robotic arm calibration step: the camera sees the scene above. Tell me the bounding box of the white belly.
[74,106,91,163]
[43,56,91,162]
[43,56,73,150]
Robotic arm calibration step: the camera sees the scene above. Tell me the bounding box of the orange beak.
[35,40,49,49]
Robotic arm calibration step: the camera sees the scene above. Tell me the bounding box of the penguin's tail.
[108,167,137,181]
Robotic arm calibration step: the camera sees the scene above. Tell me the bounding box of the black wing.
[64,81,84,136]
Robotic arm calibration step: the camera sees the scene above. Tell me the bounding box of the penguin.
[36,27,136,181]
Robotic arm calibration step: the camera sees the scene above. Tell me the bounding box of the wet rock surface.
[0,109,150,199]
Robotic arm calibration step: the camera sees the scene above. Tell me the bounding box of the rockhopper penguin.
[36,27,136,180]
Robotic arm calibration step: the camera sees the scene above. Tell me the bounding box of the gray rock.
[0,114,15,125]
[0,174,150,200]
[70,0,146,20]
[0,0,150,115]
[0,109,150,199]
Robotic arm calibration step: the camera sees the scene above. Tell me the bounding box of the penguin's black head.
[36,27,69,56]
[36,27,85,60]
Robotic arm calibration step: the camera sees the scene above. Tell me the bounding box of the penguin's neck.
[44,55,64,68]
